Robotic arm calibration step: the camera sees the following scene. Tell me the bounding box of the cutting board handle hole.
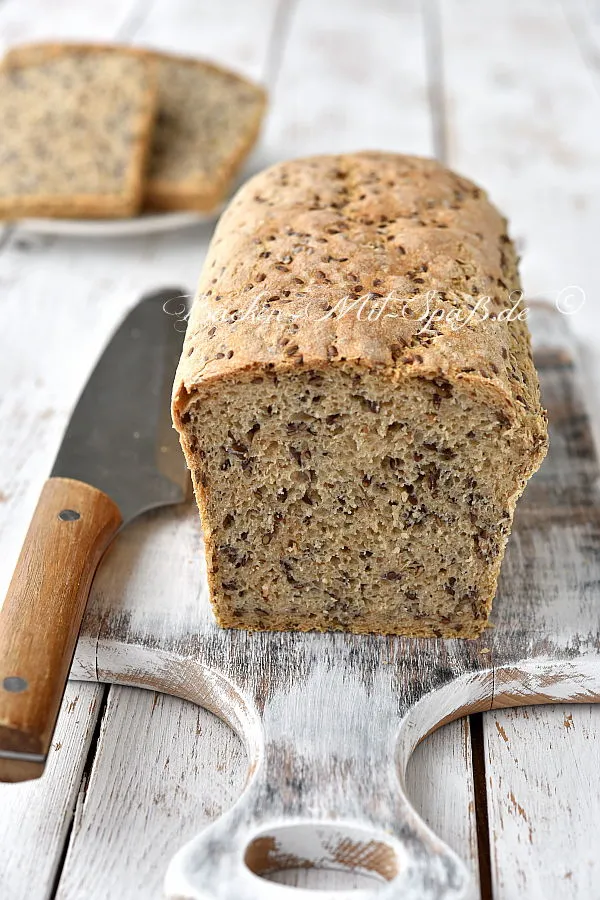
[243,822,400,890]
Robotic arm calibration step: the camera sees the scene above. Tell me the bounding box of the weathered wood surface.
[0,682,102,900]
[0,0,599,898]
[484,703,600,898]
[54,686,248,900]
[262,0,432,157]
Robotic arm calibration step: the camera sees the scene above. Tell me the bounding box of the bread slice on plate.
[141,51,267,213]
[0,45,156,220]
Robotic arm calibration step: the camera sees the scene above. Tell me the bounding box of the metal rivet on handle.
[3,677,28,693]
[58,509,80,522]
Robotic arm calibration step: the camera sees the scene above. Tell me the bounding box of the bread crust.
[0,45,157,220]
[174,153,546,438]
[172,152,548,636]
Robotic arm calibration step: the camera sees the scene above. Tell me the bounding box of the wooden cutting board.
[70,304,600,900]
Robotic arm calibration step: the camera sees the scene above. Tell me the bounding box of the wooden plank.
[440,2,600,896]
[0,682,102,900]
[130,0,282,82]
[405,719,480,875]
[562,0,600,83]
[54,687,247,900]
[0,0,246,887]
[262,0,433,158]
[484,704,600,898]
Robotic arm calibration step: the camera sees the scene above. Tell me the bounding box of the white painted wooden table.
[1,1,600,897]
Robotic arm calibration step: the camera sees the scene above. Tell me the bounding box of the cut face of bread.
[173,152,548,638]
[0,48,156,219]
[177,364,541,637]
[144,55,267,212]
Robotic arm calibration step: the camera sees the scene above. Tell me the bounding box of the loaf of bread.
[4,42,266,214]
[173,152,548,638]
[0,46,156,219]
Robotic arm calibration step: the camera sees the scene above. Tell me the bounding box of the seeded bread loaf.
[172,152,548,638]
[5,42,266,214]
[0,46,156,219]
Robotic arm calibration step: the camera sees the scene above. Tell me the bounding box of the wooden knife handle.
[0,477,121,782]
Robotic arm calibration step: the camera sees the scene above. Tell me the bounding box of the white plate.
[15,208,223,238]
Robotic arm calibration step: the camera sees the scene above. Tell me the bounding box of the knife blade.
[0,288,189,783]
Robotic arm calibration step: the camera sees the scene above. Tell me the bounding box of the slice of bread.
[142,52,267,213]
[0,45,156,219]
[4,43,267,214]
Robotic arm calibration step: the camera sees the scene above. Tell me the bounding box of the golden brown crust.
[172,152,548,637]
[0,45,157,220]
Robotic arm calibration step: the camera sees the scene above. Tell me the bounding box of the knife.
[0,288,189,783]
